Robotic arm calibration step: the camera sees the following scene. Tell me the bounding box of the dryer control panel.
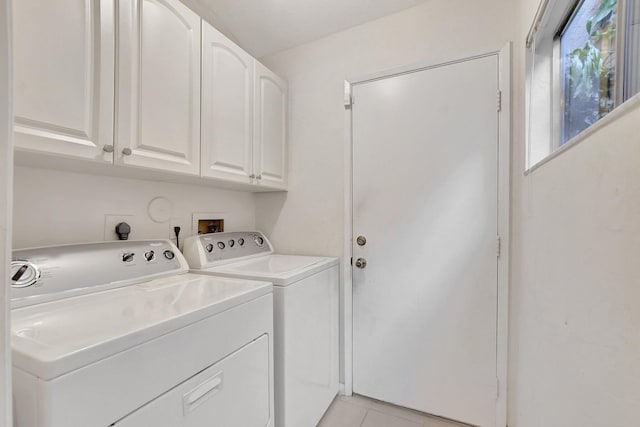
[183,231,273,269]
[11,240,188,308]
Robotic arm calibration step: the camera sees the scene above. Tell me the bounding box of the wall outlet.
[104,214,136,241]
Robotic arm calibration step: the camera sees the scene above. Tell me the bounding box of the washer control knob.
[205,243,214,253]
[10,261,41,288]
[144,251,155,262]
[228,239,235,248]
[217,242,226,250]
[163,250,175,260]
[122,252,135,263]
[238,238,245,246]
[254,236,264,247]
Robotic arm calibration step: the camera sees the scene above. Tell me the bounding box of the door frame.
[0,0,13,424]
[342,43,511,427]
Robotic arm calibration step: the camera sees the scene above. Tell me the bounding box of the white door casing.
[117,0,201,175]
[13,0,114,162]
[1,0,12,423]
[254,61,287,190]
[201,21,254,183]
[350,52,508,427]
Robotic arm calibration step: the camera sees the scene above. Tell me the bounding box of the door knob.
[355,258,367,269]
[356,236,367,246]
[122,147,132,156]
[103,144,114,153]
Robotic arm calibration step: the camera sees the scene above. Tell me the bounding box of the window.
[526,0,640,169]
[561,0,617,143]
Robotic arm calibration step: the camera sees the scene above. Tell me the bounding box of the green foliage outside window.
[565,0,617,135]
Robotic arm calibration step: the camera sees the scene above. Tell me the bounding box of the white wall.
[507,1,640,426]
[0,0,12,424]
[13,167,257,249]
[254,0,519,400]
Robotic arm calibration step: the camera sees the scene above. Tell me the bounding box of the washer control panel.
[183,231,272,268]
[10,240,186,307]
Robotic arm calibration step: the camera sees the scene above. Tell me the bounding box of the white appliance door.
[352,55,499,427]
[114,335,271,427]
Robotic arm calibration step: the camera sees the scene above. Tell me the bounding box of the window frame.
[525,0,640,173]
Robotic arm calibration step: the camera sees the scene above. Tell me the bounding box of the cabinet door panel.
[201,23,253,183]
[254,62,287,190]
[13,0,114,162]
[117,0,200,175]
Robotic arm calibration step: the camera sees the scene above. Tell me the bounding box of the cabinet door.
[201,22,254,183]
[13,0,115,163]
[117,0,201,175]
[253,61,287,190]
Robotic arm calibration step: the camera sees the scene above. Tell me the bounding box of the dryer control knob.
[10,261,41,288]
[205,243,214,253]
[164,250,175,260]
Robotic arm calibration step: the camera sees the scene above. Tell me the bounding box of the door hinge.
[496,377,500,398]
[496,235,501,258]
[344,81,353,109]
[497,90,502,112]
[350,257,353,266]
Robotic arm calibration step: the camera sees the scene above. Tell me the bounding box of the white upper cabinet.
[117,0,201,175]
[201,29,288,190]
[13,1,287,190]
[13,0,115,163]
[201,22,254,183]
[254,61,287,190]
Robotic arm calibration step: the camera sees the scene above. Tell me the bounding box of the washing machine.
[10,240,274,427]
[183,231,339,427]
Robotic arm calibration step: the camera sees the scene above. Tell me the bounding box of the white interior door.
[352,55,499,427]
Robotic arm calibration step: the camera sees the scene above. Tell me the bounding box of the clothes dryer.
[10,240,274,427]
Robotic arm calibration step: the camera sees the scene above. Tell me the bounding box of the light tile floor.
[318,394,469,427]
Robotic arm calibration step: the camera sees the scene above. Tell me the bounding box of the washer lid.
[11,273,272,380]
[193,254,339,286]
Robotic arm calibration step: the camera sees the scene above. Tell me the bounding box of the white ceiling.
[190,0,432,58]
